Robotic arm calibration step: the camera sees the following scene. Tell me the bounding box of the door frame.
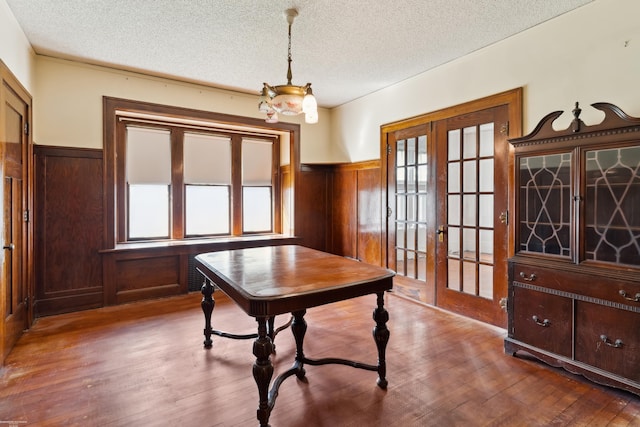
[0,60,34,364]
[381,88,522,323]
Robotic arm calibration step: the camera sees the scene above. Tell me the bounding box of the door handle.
[436,226,445,242]
[3,243,14,250]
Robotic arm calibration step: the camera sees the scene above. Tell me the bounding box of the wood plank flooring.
[1,291,638,426]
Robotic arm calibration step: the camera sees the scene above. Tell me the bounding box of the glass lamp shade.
[266,110,279,123]
[305,111,318,124]
[271,93,304,115]
[258,85,271,113]
[258,98,271,113]
[302,93,317,114]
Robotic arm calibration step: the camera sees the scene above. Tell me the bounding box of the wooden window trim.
[103,96,300,248]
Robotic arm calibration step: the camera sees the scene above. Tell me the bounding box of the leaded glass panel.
[584,145,640,265]
[518,153,572,256]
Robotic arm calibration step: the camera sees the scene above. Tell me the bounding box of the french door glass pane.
[479,123,494,156]
[479,265,493,299]
[418,224,427,252]
[463,161,476,192]
[463,195,476,226]
[479,195,493,228]
[418,194,428,222]
[463,127,477,159]
[448,226,460,257]
[418,255,426,281]
[397,249,406,275]
[448,259,461,291]
[406,195,417,221]
[129,184,169,239]
[418,136,427,163]
[418,165,428,189]
[448,195,460,225]
[397,195,406,221]
[462,261,476,294]
[397,222,406,247]
[243,187,272,232]
[479,159,494,192]
[448,163,460,192]
[407,138,416,165]
[185,185,230,235]
[479,230,494,263]
[463,228,476,260]
[448,130,460,160]
[397,140,405,166]
[406,223,416,250]
[407,166,416,192]
[397,168,406,193]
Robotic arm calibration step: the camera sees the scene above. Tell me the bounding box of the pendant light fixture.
[258,8,318,124]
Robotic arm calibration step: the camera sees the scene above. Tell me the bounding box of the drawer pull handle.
[619,290,640,302]
[600,335,624,348]
[519,272,536,282]
[532,315,550,327]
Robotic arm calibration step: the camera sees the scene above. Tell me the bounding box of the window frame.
[104,97,299,246]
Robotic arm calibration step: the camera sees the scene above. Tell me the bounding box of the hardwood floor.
[1,291,638,426]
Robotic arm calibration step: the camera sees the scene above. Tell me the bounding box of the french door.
[435,105,510,326]
[384,89,520,327]
[386,124,436,304]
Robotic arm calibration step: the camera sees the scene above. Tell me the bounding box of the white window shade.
[242,139,272,185]
[184,133,231,184]
[126,127,171,184]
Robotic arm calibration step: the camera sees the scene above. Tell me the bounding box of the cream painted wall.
[331,0,640,163]
[4,0,639,164]
[0,0,36,92]
[33,57,332,163]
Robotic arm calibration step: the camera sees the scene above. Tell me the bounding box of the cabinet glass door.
[518,153,572,257]
[584,145,640,266]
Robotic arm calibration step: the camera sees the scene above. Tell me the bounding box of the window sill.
[100,234,300,254]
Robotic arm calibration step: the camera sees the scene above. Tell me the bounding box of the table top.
[195,245,395,316]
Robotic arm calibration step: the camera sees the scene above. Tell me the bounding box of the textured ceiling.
[6,0,593,108]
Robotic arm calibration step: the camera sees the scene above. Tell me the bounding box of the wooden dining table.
[195,245,395,427]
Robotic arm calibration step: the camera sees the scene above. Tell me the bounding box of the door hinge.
[24,122,29,136]
[386,143,392,155]
[499,210,508,225]
[500,121,509,136]
[387,206,392,218]
[23,210,30,223]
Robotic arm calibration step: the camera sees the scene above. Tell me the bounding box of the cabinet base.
[504,338,640,397]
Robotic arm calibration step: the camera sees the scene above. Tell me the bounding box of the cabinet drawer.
[511,286,572,357]
[575,301,640,382]
[513,263,640,307]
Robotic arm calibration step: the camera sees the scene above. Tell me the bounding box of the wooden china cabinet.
[504,102,640,396]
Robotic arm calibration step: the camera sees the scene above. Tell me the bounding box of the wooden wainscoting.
[33,146,104,317]
[301,160,383,266]
[296,164,332,252]
[331,160,382,265]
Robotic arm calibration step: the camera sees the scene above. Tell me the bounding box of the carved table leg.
[291,310,307,379]
[253,317,274,427]
[201,279,215,348]
[372,291,390,389]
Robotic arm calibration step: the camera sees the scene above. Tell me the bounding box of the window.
[104,98,296,244]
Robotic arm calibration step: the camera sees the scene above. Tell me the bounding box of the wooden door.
[1,65,31,364]
[386,123,436,304]
[435,105,510,326]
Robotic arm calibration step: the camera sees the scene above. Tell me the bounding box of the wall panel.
[34,146,104,316]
